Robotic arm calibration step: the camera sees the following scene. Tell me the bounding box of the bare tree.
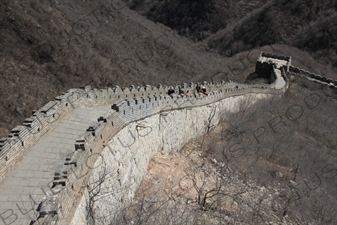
[86,164,108,225]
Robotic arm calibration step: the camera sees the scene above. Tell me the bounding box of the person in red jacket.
[199,86,206,94]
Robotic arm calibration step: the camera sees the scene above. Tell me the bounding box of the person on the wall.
[196,85,201,93]
[199,86,206,94]
[179,87,184,95]
[168,88,174,95]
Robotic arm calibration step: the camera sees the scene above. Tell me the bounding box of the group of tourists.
[167,85,207,95]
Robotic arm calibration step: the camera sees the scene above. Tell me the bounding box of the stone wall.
[0,82,232,183]
[0,52,293,224]
[0,79,288,185]
[289,66,337,88]
[69,93,272,225]
[261,52,291,62]
[30,79,288,224]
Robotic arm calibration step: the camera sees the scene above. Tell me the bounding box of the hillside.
[1,0,337,137]
[0,0,227,136]
[131,0,337,67]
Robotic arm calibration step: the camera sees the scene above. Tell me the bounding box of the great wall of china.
[0,53,336,225]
